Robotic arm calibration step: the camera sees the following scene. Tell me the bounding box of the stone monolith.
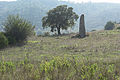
[79,14,86,38]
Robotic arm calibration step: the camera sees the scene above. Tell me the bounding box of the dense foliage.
[104,21,115,30]
[3,15,35,44]
[42,5,79,35]
[0,32,8,49]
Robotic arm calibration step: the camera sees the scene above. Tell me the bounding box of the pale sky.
[60,0,120,3]
[0,0,120,3]
[0,0,16,1]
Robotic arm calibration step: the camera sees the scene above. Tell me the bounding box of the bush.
[7,36,16,45]
[44,32,50,36]
[104,21,115,30]
[3,15,35,44]
[91,30,96,32]
[0,32,8,49]
[117,27,120,30]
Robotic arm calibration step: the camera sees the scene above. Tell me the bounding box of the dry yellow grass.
[0,30,120,80]
[0,30,120,61]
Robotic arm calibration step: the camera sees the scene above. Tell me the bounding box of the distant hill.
[0,0,120,34]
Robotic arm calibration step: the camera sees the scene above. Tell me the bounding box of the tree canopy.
[42,5,79,35]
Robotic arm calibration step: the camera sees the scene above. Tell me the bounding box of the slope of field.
[0,30,120,61]
[0,30,120,80]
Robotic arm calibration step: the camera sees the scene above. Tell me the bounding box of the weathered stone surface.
[79,14,86,38]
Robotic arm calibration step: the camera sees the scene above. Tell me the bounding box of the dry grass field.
[0,30,120,80]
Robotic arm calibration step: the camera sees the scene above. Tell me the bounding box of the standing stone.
[79,14,86,38]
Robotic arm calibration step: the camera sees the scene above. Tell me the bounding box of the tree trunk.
[57,27,61,35]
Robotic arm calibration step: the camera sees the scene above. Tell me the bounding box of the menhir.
[79,14,86,38]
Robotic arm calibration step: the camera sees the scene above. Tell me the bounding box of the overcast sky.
[60,0,120,3]
[0,0,120,3]
[0,0,16,1]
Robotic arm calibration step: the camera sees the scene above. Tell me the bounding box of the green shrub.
[117,27,120,30]
[7,36,16,45]
[3,15,35,44]
[44,32,50,36]
[91,30,96,32]
[104,21,115,30]
[0,32,8,49]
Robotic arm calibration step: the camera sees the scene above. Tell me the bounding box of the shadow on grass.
[71,33,89,39]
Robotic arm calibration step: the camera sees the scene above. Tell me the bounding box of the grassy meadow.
[0,30,120,80]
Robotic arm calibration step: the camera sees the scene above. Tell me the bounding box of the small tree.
[3,15,35,44]
[0,32,8,49]
[42,5,79,35]
[104,21,115,30]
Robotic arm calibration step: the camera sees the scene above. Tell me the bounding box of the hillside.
[0,0,120,34]
[0,30,120,61]
[0,30,120,79]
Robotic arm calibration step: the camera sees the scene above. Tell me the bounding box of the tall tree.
[42,5,79,35]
